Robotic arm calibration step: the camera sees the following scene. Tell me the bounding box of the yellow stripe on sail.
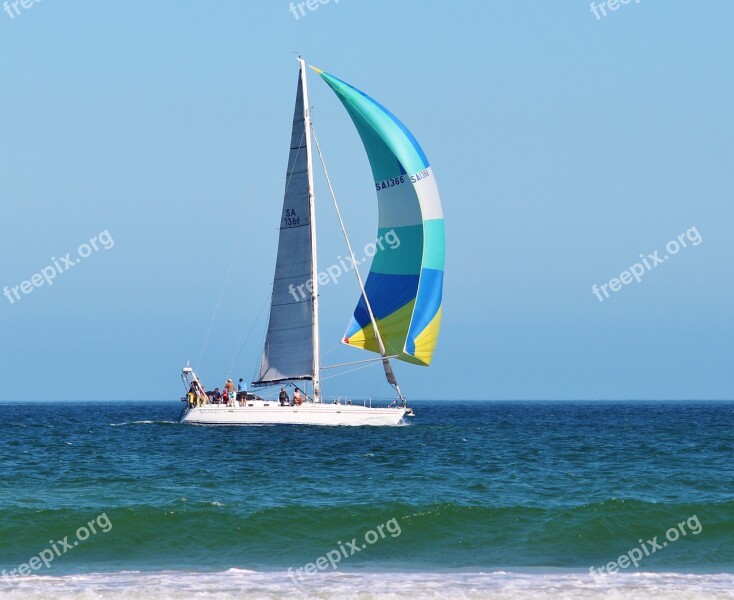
[346,301,415,357]
[345,300,435,367]
[411,307,442,366]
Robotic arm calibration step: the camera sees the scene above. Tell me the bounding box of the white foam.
[1,570,733,599]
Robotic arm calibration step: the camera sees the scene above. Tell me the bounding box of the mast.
[299,57,321,403]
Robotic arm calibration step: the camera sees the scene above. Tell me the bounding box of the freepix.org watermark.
[289,0,341,21]
[1,512,112,583]
[592,226,702,303]
[288,229,400,302]
[3,230,115,306]
[287,517,401,584]
[3,0,43,20]
[589,514,702,577]
[590,0,641,21]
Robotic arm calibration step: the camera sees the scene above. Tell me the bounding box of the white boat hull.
[180,401,408,427]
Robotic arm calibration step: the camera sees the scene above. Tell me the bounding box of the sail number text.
[282,208,301,227]
[410,169,431,184]
[375,170,431,191]
[375,176,405,191]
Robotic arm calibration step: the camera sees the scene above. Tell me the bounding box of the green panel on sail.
[315,68,444,366]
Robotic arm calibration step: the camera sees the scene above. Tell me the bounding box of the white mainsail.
[254,63,319,389]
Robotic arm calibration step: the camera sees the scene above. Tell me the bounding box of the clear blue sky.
[1,1,732,401]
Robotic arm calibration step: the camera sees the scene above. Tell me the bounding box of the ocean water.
[1,400,733,598]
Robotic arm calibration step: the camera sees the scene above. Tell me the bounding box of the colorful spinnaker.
[315,69,445,366]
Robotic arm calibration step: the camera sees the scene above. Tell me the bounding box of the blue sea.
[1,400,733,598]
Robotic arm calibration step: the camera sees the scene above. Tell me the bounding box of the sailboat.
[179,58,444,426]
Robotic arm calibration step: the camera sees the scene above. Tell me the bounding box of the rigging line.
[322,355,399,370]
[282,128,307,201]
[370,375,388,396]
[320,341,343,361]
[196,229,246,371]
[311,124,405,401]
[251,303,273,384]
[320,361,383,381]
[227,296,270,377]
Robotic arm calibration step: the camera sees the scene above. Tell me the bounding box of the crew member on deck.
[237,378,247,406]
[195,385,204,407]
[279,388,289,406]
[224,379,236,407]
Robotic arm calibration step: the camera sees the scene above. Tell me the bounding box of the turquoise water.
[1,401,733,597]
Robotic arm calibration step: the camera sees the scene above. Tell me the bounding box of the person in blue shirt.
[237,378,247,406]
